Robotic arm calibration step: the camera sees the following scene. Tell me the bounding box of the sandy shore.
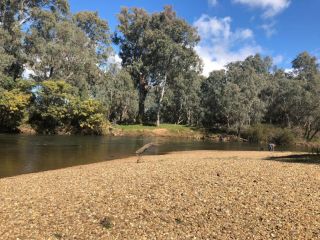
[0,151,319,239]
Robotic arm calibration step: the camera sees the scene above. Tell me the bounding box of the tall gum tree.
[114,6,201,125]
[0,0,70,80]
[148,6,201,126]
[114,7,151,124]
[25,8,111,97]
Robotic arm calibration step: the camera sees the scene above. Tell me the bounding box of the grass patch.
[113,124,202,137]
[117,124,192,132]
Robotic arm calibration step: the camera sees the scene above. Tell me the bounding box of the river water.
[0,135,308,178]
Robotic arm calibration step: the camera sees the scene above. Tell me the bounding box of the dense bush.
[244,124,295,146]
[29,80,108,135]
[245,124,270,143]
[273,129,295,146]
[0,89,31,132]
[29,80,76,134]
[71,99,107,135]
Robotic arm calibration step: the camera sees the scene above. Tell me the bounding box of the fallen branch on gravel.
[136,143,157,163]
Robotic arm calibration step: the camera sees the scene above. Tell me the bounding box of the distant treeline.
[0,1,319,140]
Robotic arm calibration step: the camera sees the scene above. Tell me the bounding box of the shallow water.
[0,135,308,178]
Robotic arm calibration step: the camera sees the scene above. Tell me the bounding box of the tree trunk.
[137,88,147,124]
[286,113,291,128]
[187,109,191,126]
[226,116,230,133]
[309,129,319,141]
[137,76,148,124]
[49,66,54,78]
[156,78,166,127]
[237,126,241,138]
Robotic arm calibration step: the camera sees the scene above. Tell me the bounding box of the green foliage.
[244,124,294,146]
[115,123,198,137]
[29,80,76,134]
[29,80,108,135]
[71,99,107,135]
[0,89,31,132]
[94,68,138,124]
[201,55,269,135]
[273,129,295,146]
[0,0,319,141]
[161,72,203,126]
[245,124,271,143]
[114,6,201,124]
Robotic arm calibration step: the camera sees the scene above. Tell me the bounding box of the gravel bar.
[0,151,319,239]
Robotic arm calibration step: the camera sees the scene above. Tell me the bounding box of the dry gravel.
[0,151,319,239]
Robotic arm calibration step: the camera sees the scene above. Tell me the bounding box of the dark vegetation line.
[0,1,319,145]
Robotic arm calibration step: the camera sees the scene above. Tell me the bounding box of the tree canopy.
[0,1,320,142]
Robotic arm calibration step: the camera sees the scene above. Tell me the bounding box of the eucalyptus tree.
[113,7,151,123]
[25,9,111,97]
[149,7,201,126]
[74,11,111,69]
[94,67,138,123]
[292,51,319,83]
[264,52,320,140]
[201,68,254,135]
[161,71,203,125]
[201,55,269,135]
[268,75,306,127]
[114,6,201,125]
[0,0,70,80]
[291,52,320,140]
[201,70,226,128]
[0,29,14,87]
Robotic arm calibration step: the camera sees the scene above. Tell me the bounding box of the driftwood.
[136,143,156,163]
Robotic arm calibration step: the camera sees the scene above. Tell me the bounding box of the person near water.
[268,143,276,151]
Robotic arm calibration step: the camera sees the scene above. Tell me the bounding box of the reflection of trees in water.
[0,135,309,178]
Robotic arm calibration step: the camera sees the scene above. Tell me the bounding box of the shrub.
[244,124,295,146]
[273,129,295,146]
[71,99,107,135]
[29,80,76,134]
[245,124,270,143]
[29,80,108,135]
[0,89,31,132]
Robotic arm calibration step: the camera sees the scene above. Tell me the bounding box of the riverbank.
[16,123,320,148]
[111,124,205,139]
[111,124,246,142]
[0,151,319,239]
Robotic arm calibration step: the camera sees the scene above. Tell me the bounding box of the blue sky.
[69,0,319,76]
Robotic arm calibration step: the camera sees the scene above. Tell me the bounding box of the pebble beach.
[0,151,319,239]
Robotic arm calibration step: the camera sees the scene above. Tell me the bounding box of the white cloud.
[108,54,122,66]
[260,21,277,37]
[22,67,35,79]
[194,15,262,76]
[208,0,218,6]
[234,0,290,18]
[284,68,293,73]
[273,54,283,64]
[114,54,122,64]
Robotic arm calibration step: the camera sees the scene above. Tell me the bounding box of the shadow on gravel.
[266,154,320,165]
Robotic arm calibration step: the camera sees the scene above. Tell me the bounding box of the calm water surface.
[0,135,308,178]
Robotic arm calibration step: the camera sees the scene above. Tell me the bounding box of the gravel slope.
[0,151,319,239]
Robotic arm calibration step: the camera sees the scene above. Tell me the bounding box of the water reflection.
[0,135,307,178]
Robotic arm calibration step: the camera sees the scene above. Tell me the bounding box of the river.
[0,135,308,178]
